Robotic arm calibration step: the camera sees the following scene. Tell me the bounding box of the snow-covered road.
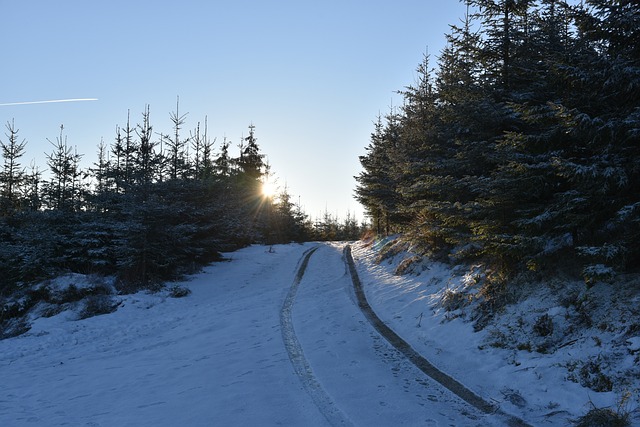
[292,243,495,426]
[1,242,502,426]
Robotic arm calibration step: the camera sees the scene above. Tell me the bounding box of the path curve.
[280,246,353,427]
[343,245,532,427]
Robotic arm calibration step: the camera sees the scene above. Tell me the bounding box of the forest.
[1,0,638,329]
[355,0,639,282]
[0,103,363,299]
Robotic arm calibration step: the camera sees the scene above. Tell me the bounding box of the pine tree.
[236,124,267,232]
[43,125,84,212]
[198,117,216,179]
[88,138,111,213]
[466,1,578,267]
[24,161,42,212]
[238,124,265,180]
[355,114,402,235]
[132,106,161,194]
[215,136,232,176]
[122,111,138,190]
[110,125,125,193]
[190,118,214,180]
[0,120,27,215]
[469,0,532,92]
[562,0,640,268]
[164,97,190,180]
[108,111,138,194]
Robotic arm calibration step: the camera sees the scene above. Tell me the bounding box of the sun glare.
[262,178,277,198]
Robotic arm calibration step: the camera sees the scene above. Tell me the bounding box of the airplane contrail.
[0,98,98,106]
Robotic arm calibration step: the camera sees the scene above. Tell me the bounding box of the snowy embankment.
[350,237,640,426]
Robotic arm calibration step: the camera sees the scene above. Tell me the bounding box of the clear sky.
[2,0,469,222]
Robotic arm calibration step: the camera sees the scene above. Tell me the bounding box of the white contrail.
[0,98,98,106]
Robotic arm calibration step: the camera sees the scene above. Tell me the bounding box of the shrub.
[582,264,615,287]
[517,342,532,352]
[168,285,191,298]
[533,314,554,337]
[395,255,423,276]
[574,407,629,427]
[58,284,83,303]
[0,317,30,339]
[78,295,119,320]
[501,388,527,408]
[441,289,469,312]
[375,239,407,264]
[579,360,613,392]
[473,271,511,331]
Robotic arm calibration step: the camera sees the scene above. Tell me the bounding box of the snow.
[350,239,640,426]
[1,240,638,426]
[2,244,326,426]
[628,337,640,352]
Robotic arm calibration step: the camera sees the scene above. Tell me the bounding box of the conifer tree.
[122,111,137,189]
[43,125,83,211]
[110,125,125,193]
[469,0,531,92]
[133,105,160,195]
[354,0,640,273]
[215,136,232,176]
[236,124,266,232]
[564,0,640,268]
[190,118,213,179]
[88,139,111,213]
[165,97,190,180]
[238,124,264,180]
[0,120,27,215]
[199,118,216,179]
[355,115,400,235]
[24,161,42,212]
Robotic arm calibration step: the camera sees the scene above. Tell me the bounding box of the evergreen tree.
[110,125,125,193]
[235,124,267,235]
[190,118,215,179]
[24,161,42,212]
[0,98,316,295]
[121,111,137,190]
[88,139,111,213]
[355,0,640,275]
[355,115,400,235]
[164,97,190,180]
[198,117,216,179]
[132,106,161,194]
[469,0,532,92]
[238,124,265,180]
[0,120,27,215]
[43,125,84,212]
[396,53,444,215]
[108,111,138,194]
[215,136,232,176]
[564,0,640,268]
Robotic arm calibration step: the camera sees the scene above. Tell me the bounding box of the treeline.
[0,103,364,295]
[356,0,639,279]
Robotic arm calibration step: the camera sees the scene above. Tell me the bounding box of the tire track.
[280,246,353,427]
[343,245,532,427]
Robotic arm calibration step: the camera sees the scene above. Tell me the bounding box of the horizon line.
[0,98,99,106]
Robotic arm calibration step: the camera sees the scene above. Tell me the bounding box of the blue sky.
[2,0,469,221]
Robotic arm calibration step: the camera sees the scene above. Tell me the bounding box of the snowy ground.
[1,241,638,426]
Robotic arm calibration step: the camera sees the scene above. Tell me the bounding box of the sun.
[262,177,277,198]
